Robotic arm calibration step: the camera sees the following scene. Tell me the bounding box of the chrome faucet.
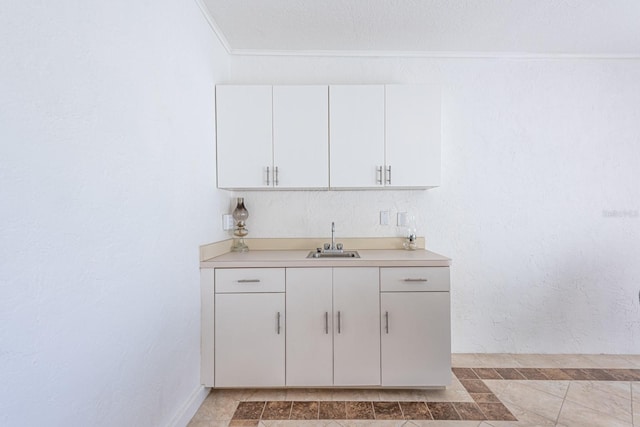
[319,221,343,253]
[331,221,336,250]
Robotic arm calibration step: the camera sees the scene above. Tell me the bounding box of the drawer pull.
[403,278,428,282]
[337,311,341,334]
[237,279,261,283]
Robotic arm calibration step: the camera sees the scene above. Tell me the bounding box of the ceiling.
[198,0,640,57]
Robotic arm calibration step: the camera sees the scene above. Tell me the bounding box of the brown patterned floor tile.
[400,402,432,420]
[477,402,517,421]
[582,368,616,380]
[517,368,549,380]
[605,368,640,381]
[470,393,501,403]
[232,401,265,420]
[472,368,502,379]
[319,401,346,419]
[290,401,319,420]
[495,368,526,380]
[345,401,374,419]
[539,368,573,380]
[561,368,596,380]
[452,367,479,379]
[261,401,292,420]
[427,402,461,420]
[454,402,487,420]
[228,421,259,427]
[372,401,403,420]
[459,379,492,393]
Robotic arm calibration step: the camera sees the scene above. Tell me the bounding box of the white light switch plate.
[397,212,407,226]
[222,214,234,230]
[380,210,389,225]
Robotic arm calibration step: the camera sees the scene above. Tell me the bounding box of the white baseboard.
[167,385,210,427]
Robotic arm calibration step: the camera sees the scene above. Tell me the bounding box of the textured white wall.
[0,1,229,426]
[229,56,640,354]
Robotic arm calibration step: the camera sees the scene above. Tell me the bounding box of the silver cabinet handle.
[274,166,279,186]
[385,165,392,185]
[325,311,329,334]
[337,311,341,334]
[385,311,389,334]
[266,166,270,186]
[403,278,428,282]
[376,166,383,185]
[237,279,261,283]
[277,312,281,334]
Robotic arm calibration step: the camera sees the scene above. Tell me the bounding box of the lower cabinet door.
[333,267,381,386]
[215,293,285,387]
[285,268,333,386]
[381,292,451,386]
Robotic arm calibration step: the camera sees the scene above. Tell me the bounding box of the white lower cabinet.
[214,268,286,387]
[286,267,380,386]
[380,267,451,387]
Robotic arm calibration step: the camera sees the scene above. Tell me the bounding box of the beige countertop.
[200,249,451,268]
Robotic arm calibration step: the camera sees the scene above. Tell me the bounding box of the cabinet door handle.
[385,165,392,185]
[376,166,383,185]
[325,311,329,334]
[337,311,341,334]
[237,279,261,283]
[277,311,281,334]
[385,311,389,334]
[403,278,428,282]
[266,166,270,186]
[274,166,279,186]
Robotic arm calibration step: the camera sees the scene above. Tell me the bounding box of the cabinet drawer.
[215,268,285,293]
[380,267,449,292]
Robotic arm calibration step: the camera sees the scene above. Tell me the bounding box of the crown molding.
[193,0,232,53]
[228,48,640,60]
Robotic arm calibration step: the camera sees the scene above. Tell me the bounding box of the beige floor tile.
[547,354,597,368]
[331,389,381,401]
[187,420,232,427]
[621,354,640,368]
[557,399,633,427]
[474,354,520,368]
[496,381,564,422]
[508,380,569,399]
[482,380,509,397]
[452,353,483,367]
[633,382,640,403]
[564,381,632,423]
[510,354,563,368]
[583,354,639,369]
[260,421,334,427]
[245,389,288,401]
[285,388,330,401]
[337,420,408,426]
[192,393,240,421]
[409,421,484,427]
[488,400,557,426]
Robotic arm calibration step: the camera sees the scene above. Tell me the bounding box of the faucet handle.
[336,243,343,251]
[323,243,330,250]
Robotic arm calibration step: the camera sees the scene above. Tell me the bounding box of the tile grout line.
[553,379,571,426]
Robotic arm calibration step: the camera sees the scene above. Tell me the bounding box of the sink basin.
[307,250,360,259]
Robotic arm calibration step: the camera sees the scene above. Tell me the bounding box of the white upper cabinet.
[216,85,272,189]
[216,84,441,190]
[385,85,441,188]
[329,85,385,189]
[273,86,329,189]
[216,85,329,189]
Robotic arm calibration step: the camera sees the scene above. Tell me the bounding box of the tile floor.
[188,354,640,427]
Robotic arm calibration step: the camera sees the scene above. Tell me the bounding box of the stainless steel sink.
[307,250,360,259]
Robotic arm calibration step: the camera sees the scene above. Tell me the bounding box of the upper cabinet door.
[216,85,273,189]
[385,85,441,188]
[329,85,385,189]
[273,86,329,189]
